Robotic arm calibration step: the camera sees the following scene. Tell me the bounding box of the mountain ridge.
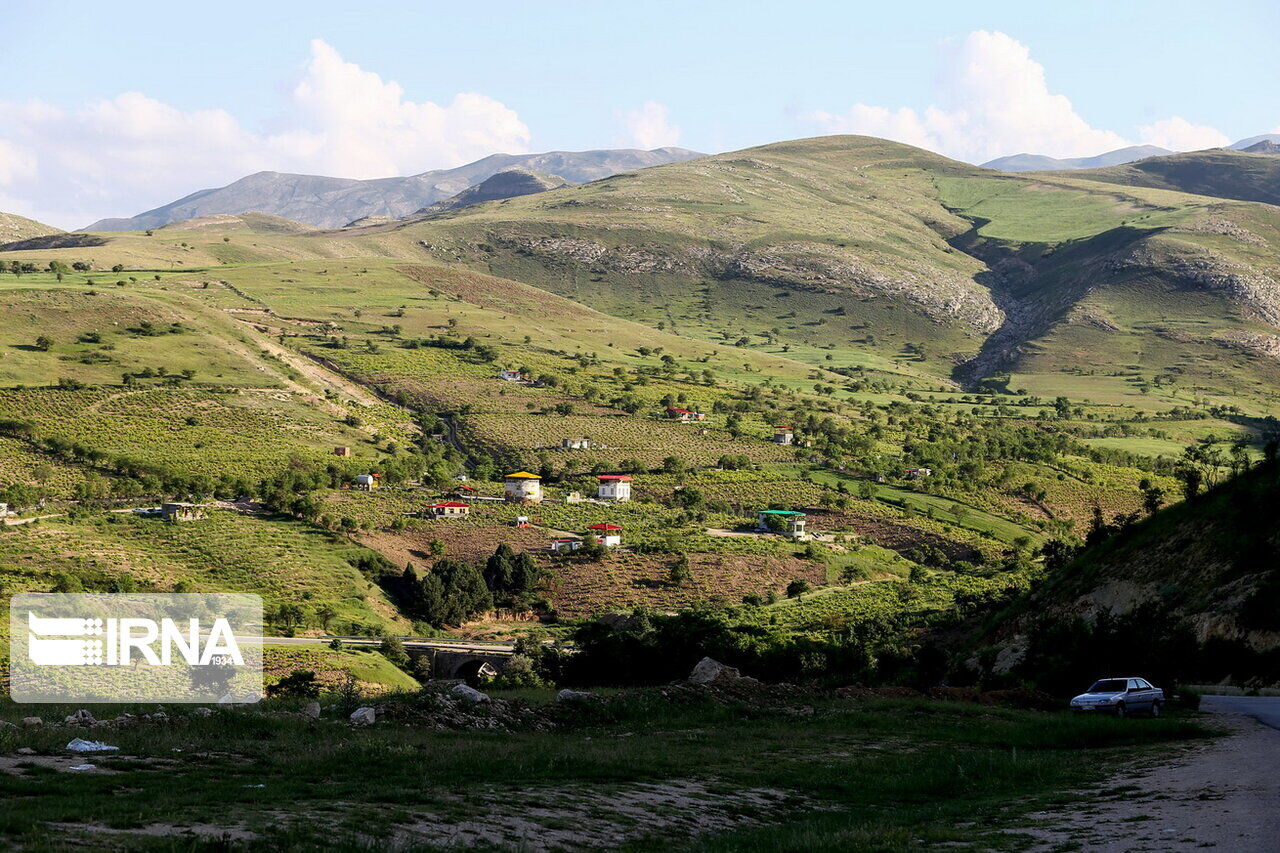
[84,147,705,232]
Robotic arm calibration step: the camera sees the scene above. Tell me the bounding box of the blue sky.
[3,0,1278,227]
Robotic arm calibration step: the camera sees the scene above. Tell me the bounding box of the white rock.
[555,689,594,703]
[688,657,741,685]
[20,717,42,728]
[191,707,213,718]
[349,707,376,725]
[451,684,490,704]
[65,709,96,726]
[303,701,321,719]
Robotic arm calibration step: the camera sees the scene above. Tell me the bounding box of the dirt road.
[1015,698,1280,851]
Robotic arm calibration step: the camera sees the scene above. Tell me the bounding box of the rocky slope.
[0,211,62,244]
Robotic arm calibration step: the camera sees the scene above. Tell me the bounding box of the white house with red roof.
[665,407,705,422]
[773,425,795,445]
[597,474,633,502]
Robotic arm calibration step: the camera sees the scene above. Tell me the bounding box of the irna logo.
[26,612,245,667]
[10,593,263,704]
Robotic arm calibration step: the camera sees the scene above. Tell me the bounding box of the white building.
[773,425,795,445]
[597,475,633,502]
[587,523,623,547]
[503,471,543,503]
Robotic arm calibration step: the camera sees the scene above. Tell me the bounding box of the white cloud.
[1138,117,1230,151]
[0,40,531,228]
[808,30,1132,164]
[617,101,681,150]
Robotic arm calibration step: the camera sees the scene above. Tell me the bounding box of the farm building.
[756,509,807,541]
[446,484,477,499]
[773,425,795,445]
[503,471,543,503]
[587,523,623,547]
[334,446,352,457]
[550,538,581,554]
[0,502,9,517]
[515,515,531,528]
[666,407,705,422]
[498,368,524,382]
[597,474,633,501]
[354,474,377,491]
[905,467,933,479]
[561,437,593,450]
[161,502,206,523]
[425,501,470,518]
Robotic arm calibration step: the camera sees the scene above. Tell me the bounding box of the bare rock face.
[349,707,376,725]
[688,657,742,685]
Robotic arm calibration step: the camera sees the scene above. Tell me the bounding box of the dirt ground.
[1013,711,1280,851]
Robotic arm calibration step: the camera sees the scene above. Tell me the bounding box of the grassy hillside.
[1062,148,1280,207]
[970,459,1280,693]
[0,211,61,244]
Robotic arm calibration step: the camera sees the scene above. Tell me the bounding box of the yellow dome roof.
[504,471,540,479]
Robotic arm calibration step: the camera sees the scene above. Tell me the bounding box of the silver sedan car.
[1070,677,1165,717]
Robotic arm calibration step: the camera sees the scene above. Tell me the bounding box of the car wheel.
[1115,703,1126,718]
[1151,701,1161,718]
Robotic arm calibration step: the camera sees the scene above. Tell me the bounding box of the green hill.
[971,460,1280,693]
[1061,148,1280,207]
[0,211,62,245]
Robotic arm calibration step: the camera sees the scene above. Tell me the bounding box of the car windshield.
[1088,679,1129,693]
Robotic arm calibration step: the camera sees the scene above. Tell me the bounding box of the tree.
[34,335,53,351]
[668,554,692,586]
[379,636,412,672]
[786,579,810,598]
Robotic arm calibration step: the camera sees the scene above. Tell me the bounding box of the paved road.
[1200,694,1280,730]
[254,636,516,654]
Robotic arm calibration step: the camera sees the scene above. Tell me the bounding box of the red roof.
[427,502,470,508]
[775,425,793,429]
[597,475,634,482]
[667,407,692,414]
[587,523,623,531]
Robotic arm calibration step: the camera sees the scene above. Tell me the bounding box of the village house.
[354,473,378,491]
[446,483,477,500]
[773,425,795,445]
[515,515,531,528]
[905,467,933,480]
[549,538,581,554]
[587,523,623,547]
[756,509,808,541]
[424,501,470,518]
[498,368,524,382]
[665,407,705,422]
[333,446,352,457]
[503,471,543,503]
[597,474,633,502]
[560,437,593,450]
[161,502,206,523]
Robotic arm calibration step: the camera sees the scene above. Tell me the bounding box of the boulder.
[20,717,43,728]
[451,684,490,704]
[65,709,96,726]
[15,747,36,756]
[688,657,741,685]
[0,720,17,731]
[191,707,213,718]
[555,689,594,703]
[302,701,321,719]
[349,707,376,725]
